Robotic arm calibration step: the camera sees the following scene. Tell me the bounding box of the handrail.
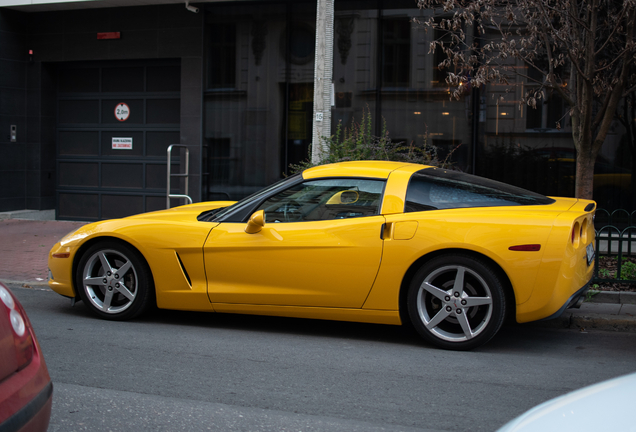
[166,144,193,208]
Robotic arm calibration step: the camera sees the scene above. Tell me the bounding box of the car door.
[203,177,386,308]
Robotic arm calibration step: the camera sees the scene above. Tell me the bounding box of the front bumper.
[48,241,77,298]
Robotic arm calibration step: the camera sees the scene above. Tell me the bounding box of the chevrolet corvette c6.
[48,161,596,350]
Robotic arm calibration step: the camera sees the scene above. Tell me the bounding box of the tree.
[416,0,636,199]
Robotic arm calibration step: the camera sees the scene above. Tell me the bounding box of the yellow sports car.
[48,161,596,350]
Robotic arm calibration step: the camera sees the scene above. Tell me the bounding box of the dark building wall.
[27,6,203,63]
[0,4,204,213]
[0,9,29,211]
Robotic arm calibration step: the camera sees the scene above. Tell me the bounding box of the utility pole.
[311,0,334,164]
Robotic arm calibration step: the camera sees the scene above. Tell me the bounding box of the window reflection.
[332,1,472,173]
[202,0,632,212]
[203,2,315,201]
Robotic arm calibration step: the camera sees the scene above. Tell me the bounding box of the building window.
[525,59,567,130]
[433,28,457,87]
[526,89,566,130]
[382,19,410,87]
[208,23,236,89]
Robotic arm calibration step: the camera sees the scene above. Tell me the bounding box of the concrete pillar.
[311,0,334,164]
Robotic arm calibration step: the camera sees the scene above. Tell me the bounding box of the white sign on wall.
[112,137,133,150]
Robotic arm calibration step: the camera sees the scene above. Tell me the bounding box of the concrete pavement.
[1,209,635,333]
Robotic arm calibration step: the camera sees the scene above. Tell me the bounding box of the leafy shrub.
[290,109,446,174]
[596,257,636,280]
[620,261,636,280]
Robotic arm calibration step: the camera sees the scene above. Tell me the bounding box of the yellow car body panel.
[204,216,384,308]
[48,202,233,312]
[302,160,423,180]
[48,161,595,340]
[363,209,554,311]
[515,199,595,322]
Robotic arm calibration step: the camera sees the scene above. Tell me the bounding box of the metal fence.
[593,209,636,285]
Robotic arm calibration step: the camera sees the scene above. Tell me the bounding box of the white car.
[497,372,636,431]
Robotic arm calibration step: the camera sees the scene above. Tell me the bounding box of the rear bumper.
[539,281,590,321]
[0,381,52,432]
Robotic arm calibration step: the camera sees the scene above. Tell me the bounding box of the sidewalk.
[1,210,635,332]
[0,211,86,285]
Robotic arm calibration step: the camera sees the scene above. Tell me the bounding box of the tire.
[407,254,507,350]
[75,241,154,320]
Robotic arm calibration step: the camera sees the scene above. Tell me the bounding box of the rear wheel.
[75,241,154,320]
[407,254,506,350]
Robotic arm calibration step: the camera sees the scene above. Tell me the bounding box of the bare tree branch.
[417,0,636,199]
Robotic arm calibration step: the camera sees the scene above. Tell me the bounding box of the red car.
[0,282,52,432]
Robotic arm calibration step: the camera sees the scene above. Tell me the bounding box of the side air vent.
[584,203,595,212]
[175,252,192,287]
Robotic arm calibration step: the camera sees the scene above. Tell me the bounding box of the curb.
[4,280,50,288]
[570,315,636,332]
[532,311,636,332]
[0,209,55,221]
[586,290,636,305]
[530,292,636,332]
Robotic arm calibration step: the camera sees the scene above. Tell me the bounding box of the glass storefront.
[331,0,472,171]
[203,1,316,201]
[203,0,631,210]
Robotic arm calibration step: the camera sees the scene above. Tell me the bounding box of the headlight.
[60,227,82,243]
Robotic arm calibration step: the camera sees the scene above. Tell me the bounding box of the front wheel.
[75,241,154,320]
[407,254,507,350]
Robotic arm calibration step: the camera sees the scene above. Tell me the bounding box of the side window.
[405,169,554,212]
[257,178,385,223]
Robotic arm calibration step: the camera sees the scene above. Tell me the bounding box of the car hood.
[56,201,235,248]
[124,201,236,223]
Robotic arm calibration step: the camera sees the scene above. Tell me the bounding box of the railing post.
[166,144,193,208]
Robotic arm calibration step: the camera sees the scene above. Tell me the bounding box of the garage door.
[56,60,181,221]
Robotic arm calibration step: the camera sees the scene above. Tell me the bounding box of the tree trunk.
[625,98,636,210]
[575,149,595,199]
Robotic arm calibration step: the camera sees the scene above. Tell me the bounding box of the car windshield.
[199,174,301,222]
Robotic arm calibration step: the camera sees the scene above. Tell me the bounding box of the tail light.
[0,285,34,371]
[571,221,580,247]
[581,218,588,244]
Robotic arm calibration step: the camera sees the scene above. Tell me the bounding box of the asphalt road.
[10,284,636,432]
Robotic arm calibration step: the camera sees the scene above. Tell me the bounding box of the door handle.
[380,222,393,240]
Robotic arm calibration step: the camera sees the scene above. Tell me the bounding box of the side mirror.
[326,190,359,205]
[245,210,265,234]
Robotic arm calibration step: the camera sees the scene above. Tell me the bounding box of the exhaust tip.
[567,292,586,309]
[573,296,585,309]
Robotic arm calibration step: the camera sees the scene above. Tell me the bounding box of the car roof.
[302,161,432,180]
